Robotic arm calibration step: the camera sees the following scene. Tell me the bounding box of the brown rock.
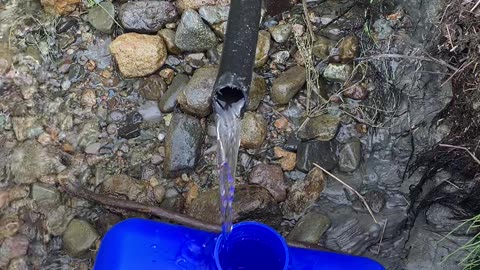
[110,33,167,78]
[160,68,175,84]
[240,112,267,149]
[185,182,199,207]
[250,164,287,202]
[81,89,96,108]
[158,29,182,55]
[285,167,326,214]
[177,0,230,11]
[274,117,289,130]
[274,147,296,171]
[343,83,368,100]
[339,35,359,63]
[99,174,147,201]
[0,190,9,209]
[41,0,80,15]
[255,30,271,68]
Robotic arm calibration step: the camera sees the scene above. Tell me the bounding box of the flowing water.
[214,88,245,238]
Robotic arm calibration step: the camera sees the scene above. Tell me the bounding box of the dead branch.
[439,144,480,165]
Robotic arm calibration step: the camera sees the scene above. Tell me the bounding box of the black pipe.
[212,0,262,116]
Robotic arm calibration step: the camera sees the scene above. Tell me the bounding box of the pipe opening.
[213,86,246,114]
[214,222,289,270]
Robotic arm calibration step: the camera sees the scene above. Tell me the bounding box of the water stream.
[214,88,245,238]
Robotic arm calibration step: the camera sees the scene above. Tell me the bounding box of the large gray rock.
[87,2,115,33]
[287,211,331,243]
[187,185,282,227]
[296,140,338,172]
[271,66,306,105]
[175,9,218,52]
[240,112,267,149]
[338,139,362,172]
[298,114,340,141]
[159,74,189,113]
[164,114,204,177]
[63,219,99,257]
[246,73,266,111]
[177,67,218,117]
[249,164,286,202]
[119,1,178,33]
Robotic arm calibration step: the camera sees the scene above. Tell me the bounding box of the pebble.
[100,174,146,201]
[31,183,60,203]
[153,185,166,203]
[240,112,267,149]
[364,189,386,213]
[110,33,167,78]
[199,5,229,25]
[139,75,167,101]
[175,9,218,52]
[343,84,368,100]
[159,74,189,113]
[268,24,292,44]
[285,167,326,214]
[296,140,338,172]
[292,24,305,37]
[323,64,353,82]
[0,215,20,239]
[119,1,178,33]
[151,154,163,165]
[0,235,29,268]
[246,73,267,111]
[249,164,287,202]
[7,257,28,270]
[177,67,218,117]
[159,68,175,84]
[138,101,163,122]
[63,219,99,257]
[274,147,296,171]
[271,66,306,105]
[339,35,359,63]
[338,139,362,172]
[40,0,80,15]
[84,142,102,155]
[164,113,204,177]
[255,30,271,68]
[270,50,290,65]
[11,117,43,142]
[298,114,340,141]
[287,211,331,243]
[312,35,333,59]
[87,2,115,33]
[81,89,96,108]
[158,29,182,55]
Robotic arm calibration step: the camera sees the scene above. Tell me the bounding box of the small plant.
[443,215,480,270]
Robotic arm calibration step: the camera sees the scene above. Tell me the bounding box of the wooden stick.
[439,144,480,165]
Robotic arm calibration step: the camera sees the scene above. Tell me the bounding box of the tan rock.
[41,0,81,15]
[177,0,230,11]
[274,147,296,171]
[255,30,271,68]
[110,33,167,78]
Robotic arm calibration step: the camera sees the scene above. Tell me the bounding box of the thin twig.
[439,144,480,165]
[301,0,316,42]
[313,163,378,224]
[355,53,458,72]
[377,219,388,255]
[471,0,480,12]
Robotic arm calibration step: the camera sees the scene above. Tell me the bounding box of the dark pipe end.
[213,72,249,116]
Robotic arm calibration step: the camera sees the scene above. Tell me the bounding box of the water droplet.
[151,244,157,249]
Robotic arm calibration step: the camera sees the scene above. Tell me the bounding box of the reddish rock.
[250,164,287,202]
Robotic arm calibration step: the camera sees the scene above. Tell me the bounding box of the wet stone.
[287,211,331,244]
[285,167,326,215]
[246,73,267,111]
[159,74,189,113]
[177,67,218,117]
[0,235,29,268]
[312,36,333,59]
[270,50,290,65]
[255,30,271,68]
[249,164,287,202]
[268,24,292,44]
[298,114,340,141]
[77,120,100,148]
[175,9,218,52]
[46,205,74,236]
[139,75,166,101]
[364,189,386,213]
[271,66,306,105]
[118,112,143,139]
[158,29,182,55]
[68,64,85,83]
[100,174,146,201]
[323,64,353,82]
[164,113,204,177]
[63,219,99,257]
[31,183,60,203]
[87,2,115,33]
[339,35,359,63]
[199,5,229,25]
[138,101,162,122]
[274,147,297,171]
[240,112,267,149]
[338,139,362,172]
[296,140,338,172]
[119,1,178,33]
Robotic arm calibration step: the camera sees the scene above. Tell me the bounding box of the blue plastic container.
[94,218,385,270]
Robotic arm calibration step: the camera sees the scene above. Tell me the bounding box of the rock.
[99,174,146,201]
[159,74,190,113]
[271,66,306,105]
[211,21,227,39]
[274,147,296,171]
[164,114,204,177]
[7,141,64,184]
[292,23,305,37]
[296,140,338,172]
[175,9,218,52]
[63,219,99,257]
[7,257,28,270]
[139,75,166,101]
[187,185,281,227]
[31,183,60,203]
[160,68,175,84]
[199,5,229,24]
[270,50,290,65]
[298,114,340,141]
[158,29,182,55]
[0,215,20,239]
[119,1,178,33]
[110,33,167,78]
[287,211,331,243]
[77,120,100,148]
[323,64,353,82]
[285,167,326,214]
[343,84,368,100]
[364,189,386,213]
[338,139,361,172]
[138,101,163,122]
[45,205,74,236]
[84,142,102,154]
[177,0,230,11]
[11,117,43,142]
[240,112,267,149]
[255,30,271,68]
[153,185,166,203]
[339,35,359,63]
[177,67,218,117]
[40,0,80,15]
[87,2,115,33]
[249,164,286,202]
[312,36,333,59]
[81,89,96,108]
[246,73,266,111]
[0,45,12,75]
[268,24,292,44]
[0,235,29,268]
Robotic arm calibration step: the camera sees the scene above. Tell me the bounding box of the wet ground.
[0,0,475,269]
